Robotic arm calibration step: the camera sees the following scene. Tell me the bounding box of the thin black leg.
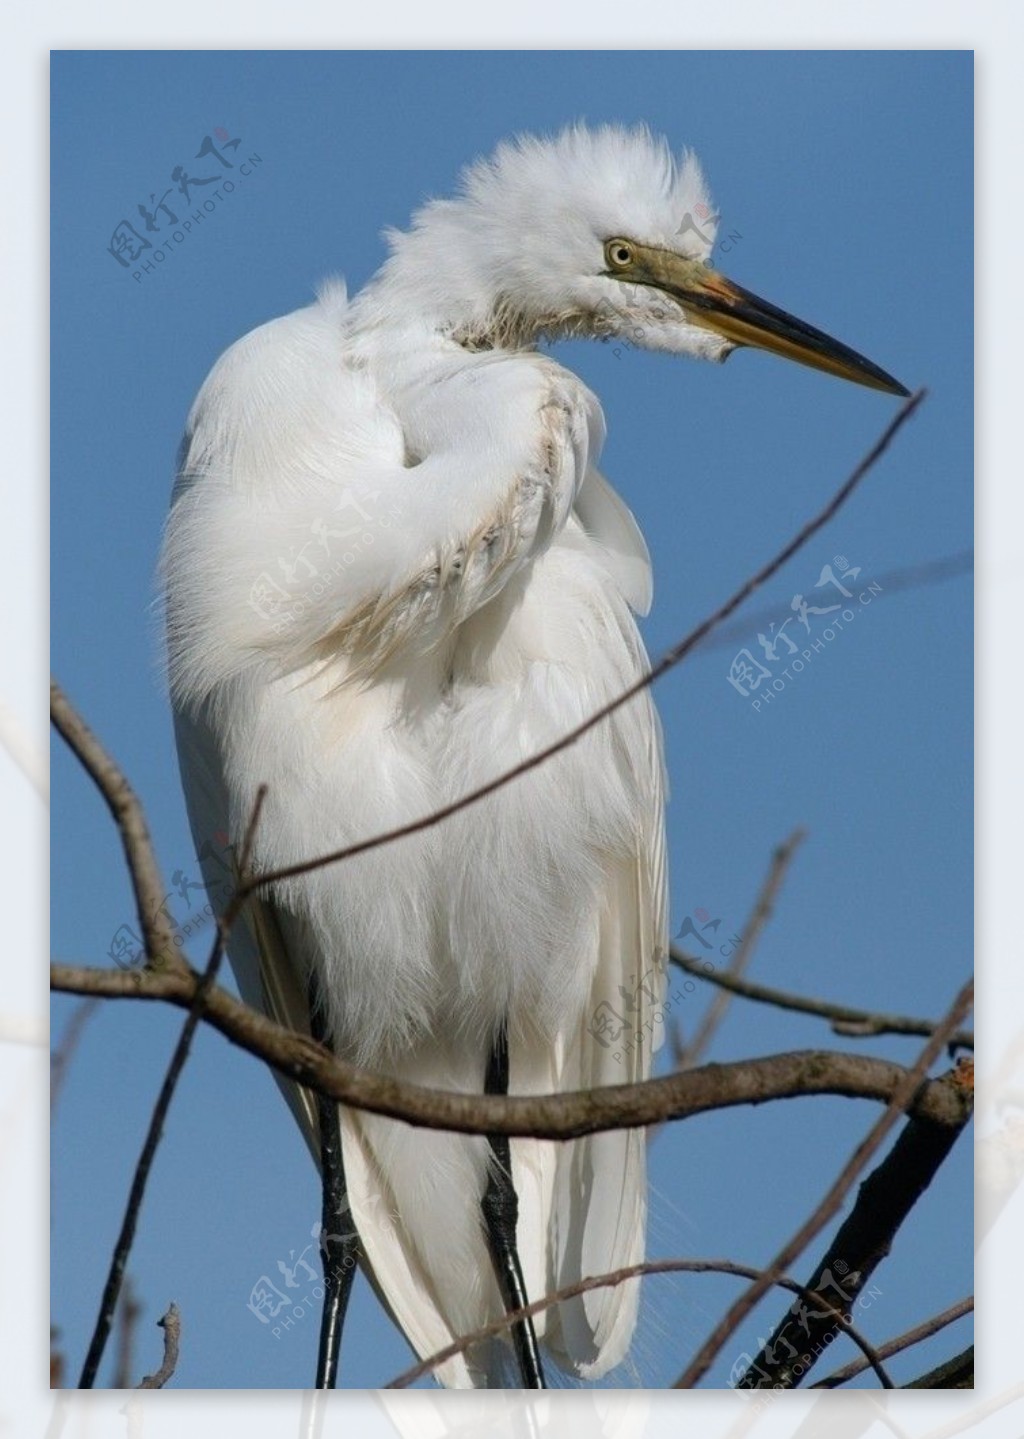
[308,977,359,1389]
[482,1021,547,1389]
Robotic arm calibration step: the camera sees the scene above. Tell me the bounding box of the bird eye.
[605,239,634,270]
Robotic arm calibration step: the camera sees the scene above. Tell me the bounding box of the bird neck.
[348,224,605,355]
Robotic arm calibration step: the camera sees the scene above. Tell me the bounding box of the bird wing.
[165,289,663,1385]
[545,704,668,1377]
[172,701,319,1153]
[503,506,668,1378]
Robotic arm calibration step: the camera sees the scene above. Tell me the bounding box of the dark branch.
[75,791,266,1389]
[672,976,974,1388]
[737,1059,974,1388]
[903,1344,974,1390]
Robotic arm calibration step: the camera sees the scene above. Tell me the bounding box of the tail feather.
[339,1045,504,1387]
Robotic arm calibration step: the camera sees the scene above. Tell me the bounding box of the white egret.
[163,124,906,1388]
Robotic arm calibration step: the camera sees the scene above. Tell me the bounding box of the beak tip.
[879,374,911,398]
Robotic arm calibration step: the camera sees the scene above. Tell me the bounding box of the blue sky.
[51,50,972,1390]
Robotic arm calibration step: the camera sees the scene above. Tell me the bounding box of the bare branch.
[672,948,974,1049]
[677,828,805,1068]
[814,1295,973,1387]
[385,1255,893,1389]
[76,789,267,1389]
[51,960,969,1140]
[50,679,183,975]
[50,997,101,1112]
[738,1058,974,1388]
[245,392,925,896]
[672,975,974,1388]
[136,1303,181,1389]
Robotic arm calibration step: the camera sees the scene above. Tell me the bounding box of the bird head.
[370,123,907,396]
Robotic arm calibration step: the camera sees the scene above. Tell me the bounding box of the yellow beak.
[615,243,909,397]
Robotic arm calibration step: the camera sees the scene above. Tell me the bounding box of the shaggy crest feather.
[354,123,717,348]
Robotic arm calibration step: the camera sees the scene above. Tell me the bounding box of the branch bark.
[50,680,183,975]
[51,960,969,1140]
[671,948,974,1050]
[136,1303,181,1389]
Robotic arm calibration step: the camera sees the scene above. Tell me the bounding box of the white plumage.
[163,123,904,1387]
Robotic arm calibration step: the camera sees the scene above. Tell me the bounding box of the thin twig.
[813,1294,973,1387]
[50,997,101,1112]
[49,961,972,1140]
[244,392,925,897]
[136,1303,181,1389]
[671,948,975,1050]
[385,1255,893,1389]
[678,829,805,1068]
[50,680,182,974]
[695,549,972,655]
[76,790,267,1389]
[672,975,974,1388]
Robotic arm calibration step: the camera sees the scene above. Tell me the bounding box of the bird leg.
[308,976,359,1389]
[482,1020,547,1389]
